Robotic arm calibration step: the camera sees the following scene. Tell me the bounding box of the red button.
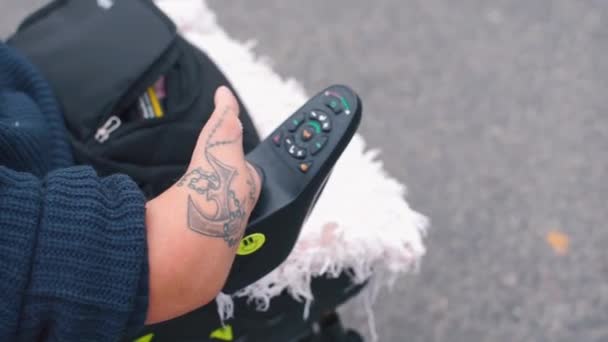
[272,132,282,146]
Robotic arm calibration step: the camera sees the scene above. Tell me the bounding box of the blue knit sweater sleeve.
[0,166,148,341]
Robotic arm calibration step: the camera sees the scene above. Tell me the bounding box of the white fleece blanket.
[155,0,428,337]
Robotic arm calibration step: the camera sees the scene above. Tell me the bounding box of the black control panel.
[222,85,362,293]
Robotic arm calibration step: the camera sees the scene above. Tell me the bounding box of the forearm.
[145,189,238,324]
[0,166,148,341]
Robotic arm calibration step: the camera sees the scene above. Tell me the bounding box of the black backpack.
[8,0,260,198]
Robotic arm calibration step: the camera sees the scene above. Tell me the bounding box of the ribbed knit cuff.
[24,166,149,339]
[0,167,42,338]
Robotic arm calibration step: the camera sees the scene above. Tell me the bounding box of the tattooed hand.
[144,86,261,324]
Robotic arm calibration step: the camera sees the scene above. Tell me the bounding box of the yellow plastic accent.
[134,333,154,342]
[236,233,266,256]
[147,87,164,118]
[210,325,234,341]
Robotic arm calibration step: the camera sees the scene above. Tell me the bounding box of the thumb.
[191,86,244,164]
[213,85,240,120]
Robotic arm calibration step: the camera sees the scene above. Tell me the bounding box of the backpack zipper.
[95,115,122,143]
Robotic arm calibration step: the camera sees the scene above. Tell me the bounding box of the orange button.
[299,162,312,173]
[302,128,314,141]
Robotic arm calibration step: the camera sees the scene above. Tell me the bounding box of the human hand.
[144,86,261,324]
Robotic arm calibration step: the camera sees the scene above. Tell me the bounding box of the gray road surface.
[206,1,608,341]
[2,1,608,341]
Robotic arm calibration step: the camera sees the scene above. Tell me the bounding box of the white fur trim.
[155,1,428,338]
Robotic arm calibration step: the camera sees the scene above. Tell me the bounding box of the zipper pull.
[95,116,122,143]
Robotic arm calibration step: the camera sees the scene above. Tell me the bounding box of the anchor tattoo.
[177,107,254,247]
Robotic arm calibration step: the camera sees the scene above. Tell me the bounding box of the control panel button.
[311,136,328,155]
[299,161,312,173]
[287,143,307,159]
[295,148,307,159]
[307,110,330,133]
[306,121,322,134]
[284,135,295,146]
[310,110,329,123]
[287,113,305,132]
[272,132,282,146]
[309,110,329,121]
[321,121,331,132]
[301,127,315,141]
[325,96,343,114]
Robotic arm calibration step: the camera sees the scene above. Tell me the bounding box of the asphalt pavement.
[3,1,608,341]
[206,1,608,341]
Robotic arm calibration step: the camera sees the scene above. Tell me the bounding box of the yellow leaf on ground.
[546,230,569,255]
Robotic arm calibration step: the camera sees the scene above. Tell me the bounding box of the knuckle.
[219,114,243,137]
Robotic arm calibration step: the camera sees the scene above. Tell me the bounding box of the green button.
[307,121,322,134]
